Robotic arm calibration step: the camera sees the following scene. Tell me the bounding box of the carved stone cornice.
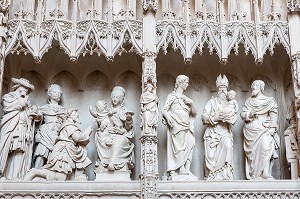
[142,0,158,13]
[287,0,300,14]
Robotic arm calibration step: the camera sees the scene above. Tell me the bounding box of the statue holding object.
[0,78,38,180]
[92,86,135,175]
[202,74,237,180]
[25,109,92,181]
[33,84,65,168]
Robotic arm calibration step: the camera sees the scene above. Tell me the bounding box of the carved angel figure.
[241,80,279,180]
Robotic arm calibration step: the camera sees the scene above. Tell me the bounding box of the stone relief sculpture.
[33,84,65,168]
[284,101,300,179]
[25,109,92,181]
[140,83,159,135]
[241,80,279,180]
[93,86,135,179]
[202,75,237,180]
[0,0,10,47]
[162,75,197,180]
[0,78,37,180]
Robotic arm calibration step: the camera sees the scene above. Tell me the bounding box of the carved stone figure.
[93,86,134,174]
[25,109,92,181]
[140,83,159,135]
[162,75,197,180]
[284,101,300,179]
[241,80,279,180]
[0,0,10,39]
[202,75,237,180]
[33,84,65,168]
[0,78,36,180]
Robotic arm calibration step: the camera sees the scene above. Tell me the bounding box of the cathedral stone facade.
[0,0,299,199]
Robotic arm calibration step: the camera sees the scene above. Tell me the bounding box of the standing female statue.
[140,83,159,135]
[94,86,134,172]
[162,75,197,180]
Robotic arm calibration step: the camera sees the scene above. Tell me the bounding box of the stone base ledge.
[0,181,299,199]
[158,180,300,192]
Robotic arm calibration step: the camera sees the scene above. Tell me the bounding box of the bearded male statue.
[241,80,279,180]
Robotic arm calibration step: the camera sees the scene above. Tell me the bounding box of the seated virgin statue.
[92,86,135,175]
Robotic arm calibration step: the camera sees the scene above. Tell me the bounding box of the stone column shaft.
[287,0,300,179]
[141,1,158,199]
[0,0,10,97]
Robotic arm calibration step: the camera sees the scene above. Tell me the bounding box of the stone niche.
[1,41,293,181]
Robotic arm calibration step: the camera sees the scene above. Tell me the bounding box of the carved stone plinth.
[95,170,131,181]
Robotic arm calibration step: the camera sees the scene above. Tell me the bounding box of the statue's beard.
[218,91,227,100]
[251,89,259,97]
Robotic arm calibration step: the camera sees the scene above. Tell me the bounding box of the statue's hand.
[167,118,174,128]
[249,110,256,118]
[269,127,276,136]
[183,97,193,105]
[84,126,93,136]
[213,114,220,122]
[113,126,125,135]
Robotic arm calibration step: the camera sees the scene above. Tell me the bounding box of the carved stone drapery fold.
[288,0,300,14]
[142,0,158,13]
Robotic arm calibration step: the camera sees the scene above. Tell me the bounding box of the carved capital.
[287,0,300,14]
[140,135,159,144]
[142,0,158,13]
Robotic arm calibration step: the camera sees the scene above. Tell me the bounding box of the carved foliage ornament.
[287,0,300,13]
[291,52,300,86]
[142,0,158,12]
[142,51,157,84]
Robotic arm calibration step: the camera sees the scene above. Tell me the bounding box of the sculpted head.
[227,90,236,101]
[216,75,228,99]
[174,75,189,91]
[111,86,126,106]
[96,100,107,113]
[12,78,34,97]
[47,84,62,101]
[251,80,265,97]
